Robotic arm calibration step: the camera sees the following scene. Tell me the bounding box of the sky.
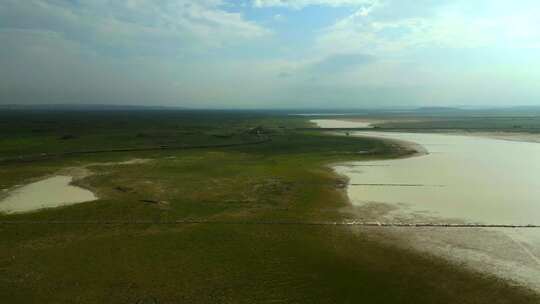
[1,0,540,109]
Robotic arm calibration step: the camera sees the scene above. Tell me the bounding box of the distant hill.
[0,104,187,111]
[414,106,463,112]
[505,105,540,111]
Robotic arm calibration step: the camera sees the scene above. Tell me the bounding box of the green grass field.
[0,110,538,303]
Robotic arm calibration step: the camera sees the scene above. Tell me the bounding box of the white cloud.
[316,0,540,55]
[0,0,270,54]
[2,0,540,107]
[0,0,273,106]
[273,14,285,21]
[253,0,376,9]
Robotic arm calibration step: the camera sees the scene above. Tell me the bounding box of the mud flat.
[0,158,153,214]
[0,176,97,213]
[313,119,540,293]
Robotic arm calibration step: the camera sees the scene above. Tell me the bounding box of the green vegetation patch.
[0,111,537,303]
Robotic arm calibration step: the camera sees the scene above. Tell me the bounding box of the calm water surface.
[314,119,540,292]
[0,176,97,213]
[311,119,373,128]
[337,131,540,225]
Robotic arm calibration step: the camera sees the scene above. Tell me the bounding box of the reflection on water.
[0,176,97,213]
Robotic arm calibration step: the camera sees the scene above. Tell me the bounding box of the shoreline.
[0,158,153,214]
[320,117,540,144]
[315,119,540,296]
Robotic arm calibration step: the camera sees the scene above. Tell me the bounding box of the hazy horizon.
[2,0,540,108]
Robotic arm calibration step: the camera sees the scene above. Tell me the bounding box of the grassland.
[0,110,538,303]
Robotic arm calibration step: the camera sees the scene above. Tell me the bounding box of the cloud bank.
[1,0,540,108]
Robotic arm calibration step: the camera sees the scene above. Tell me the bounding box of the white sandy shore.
[312,118,540,293]
[324,117,540,144]
[310,119,374,128]
[456,131,540,144]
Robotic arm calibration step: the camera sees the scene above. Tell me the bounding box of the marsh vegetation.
[1,110,539,303]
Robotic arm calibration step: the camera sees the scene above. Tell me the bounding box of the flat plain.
[1,110,539,303]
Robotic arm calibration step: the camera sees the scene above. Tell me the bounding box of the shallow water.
[314,119,540,292]
[337,131,540,225]
[310,119,373,128]
[0,176,97,213]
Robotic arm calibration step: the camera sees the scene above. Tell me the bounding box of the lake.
[0,175,97,214]
[313,119,540,292]
[337,131,540,225]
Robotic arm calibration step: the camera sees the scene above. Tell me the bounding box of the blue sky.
[1,0,540,108]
